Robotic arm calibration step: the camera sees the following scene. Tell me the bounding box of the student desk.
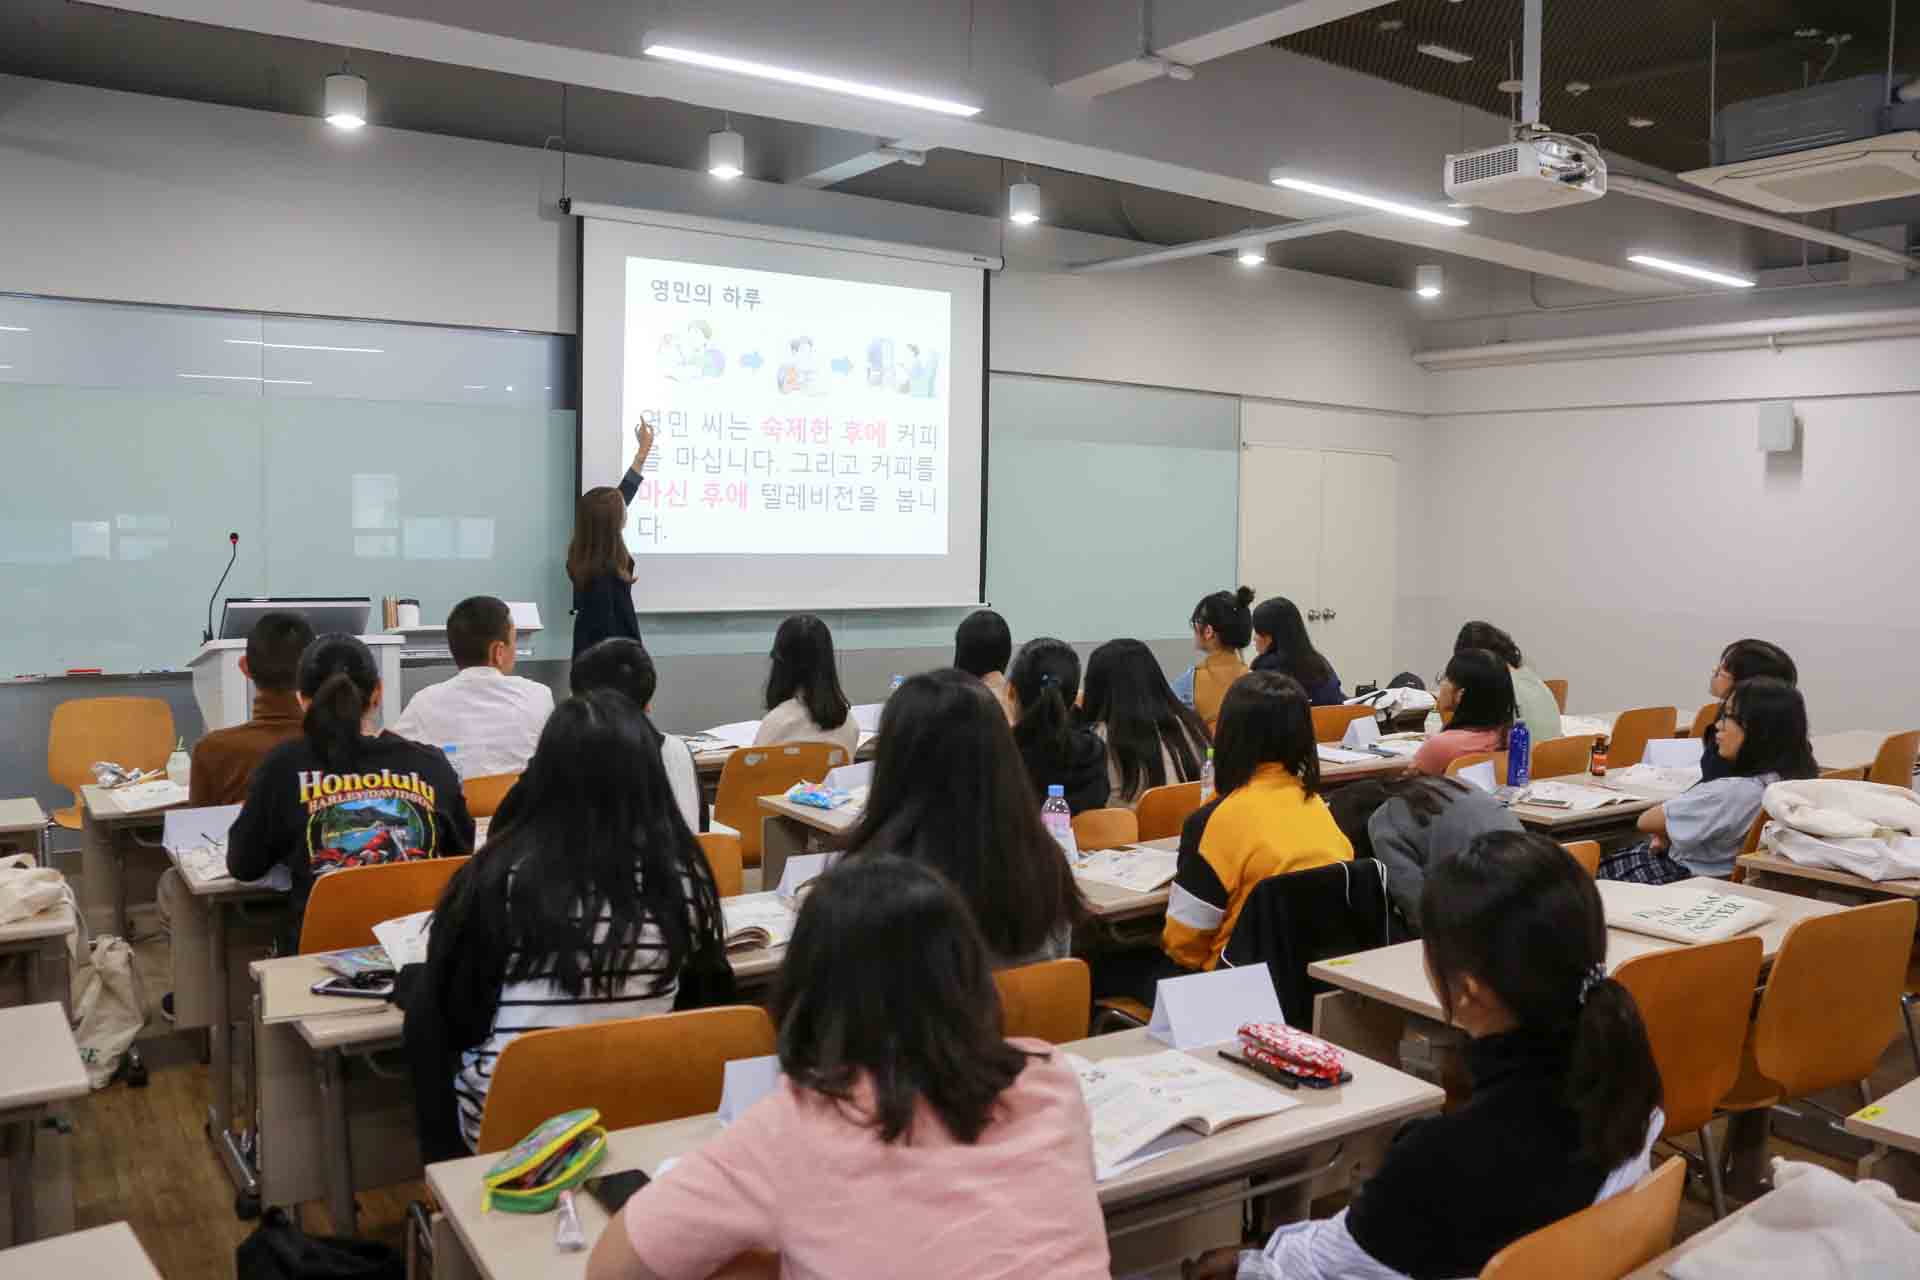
[79,784,186,939]
[0,1221,162,1277]
[0,799,49,862]
[423,1027,1445,1280]
[1846,1076,1920,1155]
[0,1003,88,1246]
[0,903,75,1018]
[753,795,858,889]
[1736,851,1920,902]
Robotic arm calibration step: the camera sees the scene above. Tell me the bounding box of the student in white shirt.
[393,596,553,780]
[753,614,860,755]
[569,637,703,833]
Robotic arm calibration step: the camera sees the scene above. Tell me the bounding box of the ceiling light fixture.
[225,339,384,353]
[1377,18,1405,31]
[644,44,982,117]
[1008,180,1042,225]
[177,373,316,384]
[1415,264,1444,298]
[1417,43,1475,64]
[1498,78,1525,94]
[1627,115,1656,128]
[324,72,368,130]
[1271,174,1471,227]
[1627,253,1757,288]
[1238,243,1266,266]
[1565,80,1591,96]
[0,325,28,333]
[707,128,746,179]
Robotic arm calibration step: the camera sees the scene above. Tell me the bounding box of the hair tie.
[1039,671,1057,690]
[1577,963,1606,1007]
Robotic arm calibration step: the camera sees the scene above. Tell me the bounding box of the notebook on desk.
[1068,1050,1295,1181]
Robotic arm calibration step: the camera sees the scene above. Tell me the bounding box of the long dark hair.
[1423,830,1662,1170]
[772,854,1040,1143]
[1455,620,1522,668]
[765,614,850,732]
[1212,671,1321,798]
[843,670,1086,959]
[439,691,723,998]
[1719,639,1797,686]
[1008,637,1082,769]
[299,634,380,769]
[1328,775,1473,859]
[1722,676,1818,780]
[1191,586,1255,650]
[566,486,634,589]
[1081,639,1209,801]
[1252,597,1336,688]
[1442,648,1515,736]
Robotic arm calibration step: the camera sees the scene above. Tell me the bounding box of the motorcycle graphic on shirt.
[298,769,439,873]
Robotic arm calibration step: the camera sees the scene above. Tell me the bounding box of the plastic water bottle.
[1199,748,1216,804]
[889,674,905,695]
[1506,720,1531,788]
[166,737,191,788]
[1424,710,1443,736]
[1041,785,1078,860]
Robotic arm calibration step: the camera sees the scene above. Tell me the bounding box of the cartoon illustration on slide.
[905,344,940,398]
[308,795,432,872]
[865,337,941,397]
[658,320,727,382]
[777,335,823,395]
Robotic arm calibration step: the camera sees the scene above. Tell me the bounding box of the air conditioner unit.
[1444,135,1606,213]
[1679,74,1920,212]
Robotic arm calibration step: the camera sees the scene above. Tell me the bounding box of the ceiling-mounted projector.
[1444,133,1607,213]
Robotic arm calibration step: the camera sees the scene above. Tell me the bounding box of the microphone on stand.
[203,532,240,643]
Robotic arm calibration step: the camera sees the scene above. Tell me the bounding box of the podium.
[187,634,406,733]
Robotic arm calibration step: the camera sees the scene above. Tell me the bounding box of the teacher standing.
[568,420,652,658]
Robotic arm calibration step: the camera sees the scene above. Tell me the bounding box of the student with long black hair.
[1188,830,1663,1280]
[411,690,728,1155]
[1173,586,1255,729]
[1600,675,1817,885]
[1410,648,1515,776]
[1698,639,1798,783]
[1081,638,1210,809]
[754,613,858,754]
[568,421,653,658]
[842,670,1087,966]
[1008,637,1111,815]
[228,634,472,950]
[589,855,1109,1280]
[1251,596,1344,707]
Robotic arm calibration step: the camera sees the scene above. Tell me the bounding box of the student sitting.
[587,855,1111,1280]
[410,691,728,1156]
[1008,638,1111,815]
[1600,676,1816,885]
[1173,587,1255,729]
[1699,639,1797,783]
[1411,649,1514,777]
[953,607,1014,715]
[841,670,1086,967]
[753,614,859,755]
[1251,597,1345,706]
[228,635,474,950]
[1081,638,1210,809]
[1188,830,1662,1280]
[566,638,703,833]
[1163,672,1352,973]
[1330,777,1522,932]
[1455,620,1561,745]
[393,595,554,780]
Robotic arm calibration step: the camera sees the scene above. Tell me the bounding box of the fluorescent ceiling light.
[225,339,384,353]
[645,44,981,117]
[1416,43,1474,64]
[463,384,488,390]
[177,373,315,385]
[324,73,367,130]
[1271,175,1470,227]
[1415,264,1444,298]
[1237,244,1266,266]
[1008,181,1042,225]
[0,325,27,333]
[1627,253,1756,288]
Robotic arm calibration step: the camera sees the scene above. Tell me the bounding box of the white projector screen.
[579,213,987,612]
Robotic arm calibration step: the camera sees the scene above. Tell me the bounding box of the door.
[1237,445,1323,617]
[1316,451,1397,690]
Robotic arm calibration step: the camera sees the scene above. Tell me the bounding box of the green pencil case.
[481,1107,609,1213]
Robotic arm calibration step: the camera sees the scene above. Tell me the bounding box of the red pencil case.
[1238,1022,1345,1083]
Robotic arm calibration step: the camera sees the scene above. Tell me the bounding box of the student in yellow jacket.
[1162,671,1354,972]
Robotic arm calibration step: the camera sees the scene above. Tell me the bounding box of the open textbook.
[1074,846,1179,894]
[1515,779,1633,813]
[1602,882,1777,945]
[1067,1050,1294,1181]
[720,892,798,952]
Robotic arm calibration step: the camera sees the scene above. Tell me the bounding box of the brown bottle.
[1591,735,1609,776]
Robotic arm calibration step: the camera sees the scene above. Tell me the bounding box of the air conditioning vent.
[1679,132,1920,213]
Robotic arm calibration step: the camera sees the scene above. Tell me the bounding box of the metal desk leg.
[317,1048,357,1235]
[206,899,259,1207]
[1724,1109,1772,1200]
[4,1108,42,1246]
[114,836,130,942]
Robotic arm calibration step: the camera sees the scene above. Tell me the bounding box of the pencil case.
[481,1108,608,1213]
[1238,1022,1345,1083]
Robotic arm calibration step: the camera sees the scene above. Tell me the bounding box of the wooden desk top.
[0,797,47,835]
[0,1222,162,1278]
[425,1027,1443,1280]
[80,783,183,826]
[1318,755,1412,787]
[0,900,77,947]
[1073,837,1179,922]
[0,1002,89,1111]
[1845,1077,1920,1155]
[163,846,287,900]
[1309,878,1842,1022]
[755,793,860,836]
[1738,851,1920,900]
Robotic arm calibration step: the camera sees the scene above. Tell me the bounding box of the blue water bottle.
[1506,720,1531,788]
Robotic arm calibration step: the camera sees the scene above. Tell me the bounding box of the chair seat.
[52,804,82,831]
[1095,996,1152,1026]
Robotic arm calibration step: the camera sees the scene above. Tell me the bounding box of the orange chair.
[994,959,1091,1044]
[1606,707,1678,769]
[1136,781,1204,842]
[714,743,849,867]
[1311,705,1374,744]
[1686,702,1719,739]
[476,1006,776,1154]
[1614,936,1764,1218]
[1543,679,1569,714]
[461,772,520,820]
[696,832,745,899]
[1071,807,1138,852]
[1479,1159,1684,1280]
[1560,840,1600,877]
[1868,731,1920,789]
[1530,735,1598,780]
[298,856,470,954]
[1444,750,1506,781]
[46,696,177,830]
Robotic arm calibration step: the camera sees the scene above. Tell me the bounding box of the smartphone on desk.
[310,973,396,999]
[584,1169,651,1216]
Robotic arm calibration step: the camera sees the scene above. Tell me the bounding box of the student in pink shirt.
[1412,648,1515,777]
[586,855,1111,1280]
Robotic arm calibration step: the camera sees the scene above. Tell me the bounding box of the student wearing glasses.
[1698,640,1797,783]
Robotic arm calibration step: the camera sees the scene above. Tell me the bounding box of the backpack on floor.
[236,1209,404,1280]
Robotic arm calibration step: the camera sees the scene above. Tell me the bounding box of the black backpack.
[237,1210,403,1280]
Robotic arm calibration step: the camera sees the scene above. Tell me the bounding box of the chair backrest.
[993,958,1091,1044]
[1560,840,1600,877]
[1749,898,1919,1099]
[476,1006,776,1154]
[1543,678,1569,713]
[1606,707,1678,769]
[1479,1158,1685,1280]
[298,856,470,954]
[1531,735,1597,780]
[1868,731,1920,789]
[1444,750,1506,780]
[461,772,520,820]
[1311,705,1374,743]
[1687,702,1719,739]
[1136,781,1204,842]
[48,696,177,799]
[696,832,745,899]
[714,742,849,863]
[1222,860,1402,1026]
[1072,807,1138,852]
[1613,936,1764,1136]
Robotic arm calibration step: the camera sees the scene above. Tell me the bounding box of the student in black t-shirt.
[228,634,474,949]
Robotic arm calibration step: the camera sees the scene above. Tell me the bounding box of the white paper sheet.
[372,909,433,968]
[850,703,885,734]
[1643,738,1707,769]
[703,720,763,749]
[1074,847,1180,894]
[1317,746,1375,765]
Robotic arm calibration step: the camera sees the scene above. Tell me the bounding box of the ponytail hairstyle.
[1190,586,1256,652]
[1440,648,1516,736]
[1721,676,1819,781]
[1008,637,1082,767]
[1422,830,1662,1170]
[298,634,380,769]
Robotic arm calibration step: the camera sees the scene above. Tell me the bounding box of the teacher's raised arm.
[568,418,651,658]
